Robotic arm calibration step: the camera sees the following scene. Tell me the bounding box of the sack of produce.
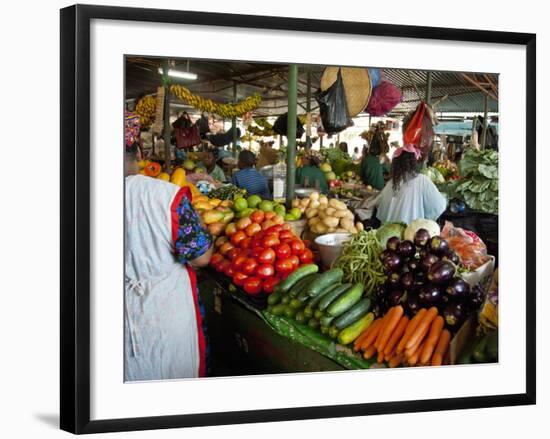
[440,221,491,270]
[315,69,354,135]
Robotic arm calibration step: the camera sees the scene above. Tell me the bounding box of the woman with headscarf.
[376,145,446,224]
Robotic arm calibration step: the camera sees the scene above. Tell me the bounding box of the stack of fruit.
[232,195,302,222]
[210,216,315,295]
[191,196,234,237]
[320,162,337,182]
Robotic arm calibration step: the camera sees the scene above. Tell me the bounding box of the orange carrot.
[389,354,403,368]
[396,308,427,355]
[363,344,377,360]
[404,321,431,358]
[377,306,404,353]
[407,339,426,366]
[405,307,439,350]
[360,319,383,350]
[377,350,385,363]
[383,315,410,357]
[431,329,451,366]
[353,319,377,352]
[420,316,445,365]
[374,309,393,350]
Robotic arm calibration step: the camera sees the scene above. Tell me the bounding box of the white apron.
[124,175,205,381]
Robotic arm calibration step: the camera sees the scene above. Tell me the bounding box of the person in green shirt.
[296,152,328,193]
[202,150,226,182]
[360,141,385,190]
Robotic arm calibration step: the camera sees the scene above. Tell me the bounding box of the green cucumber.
[288,273,318,298]
[314,309,324,320]
[289,298,304,309]
[267,291,282,306]
[318,284,351,311]
[284,307,297,319]
[332,298,371,329]
[338,312,375,346]
[472,333,490,363]
[308,318,320,329]
[326,283,365,317]
[320,315,335,327]
[486,331,498,361]
[307,283,342,309]
[295,311,308,324]
[271,303,286,316]
[328,325,340,339]
[275,264,319,293]
[305,268,344,297]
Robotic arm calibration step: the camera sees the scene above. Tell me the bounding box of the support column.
[425,71,433,104]
[305,69,312,149]
[481,94,489,149]
[232,81,238,155]
[286,64,298,208]
[162,59,172,173]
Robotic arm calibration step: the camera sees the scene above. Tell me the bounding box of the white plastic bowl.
[314,233,352,269]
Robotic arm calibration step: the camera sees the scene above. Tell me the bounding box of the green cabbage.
[376,222,406,248]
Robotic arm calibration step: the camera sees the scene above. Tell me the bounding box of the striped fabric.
[232,167,271,198]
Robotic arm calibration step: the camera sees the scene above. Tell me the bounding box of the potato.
[305,208,318,219]
[323,217,340,228]
[335,228,348,233]
[356,222,364,232]
[309,191,320,202]
[329,198,347,210]
[299,198,310,208]
[292,198,300,208]
[309,200,320,209]
[325,207,336,217]
[333,209,350,218]
[343,210,355,220]
[312,223,328,234]
[326,227,337,234]
[308,217,320,226]
[318,195,329,205]
[340,218,354,231]
[317,209,326,219]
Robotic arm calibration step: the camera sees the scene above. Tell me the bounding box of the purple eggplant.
[407,258,421,273]
[419,284,444,304]
[388,289,405,306]
[386,236,401,252]
[443,302,466,328]
[427,260,456,284]
[428,236,450,256]
[383,251,402,272]
[387,272,402,288]
[420,253,440,273]
[414,271,427,288]
[398,240,416,258]
[405,292,422,315]
[468,284,485,309]
[418,248,430,260]
[445,278,471,300]
[400,271,415,289]
[414,228,431,248]
[380,249,393,262]
[444,250,461,266]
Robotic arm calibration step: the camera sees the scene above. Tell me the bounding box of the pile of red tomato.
[210,213,315,295]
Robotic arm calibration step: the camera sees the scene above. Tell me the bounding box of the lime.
[233,197,248,212]
[289,207,302,219]
[285,213,297,221]
[236,208,254,218]
[274,204,286,216]
[247,195,262,208]
[259,200,274,212]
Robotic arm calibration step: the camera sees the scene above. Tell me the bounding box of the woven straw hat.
[320,67,372,117]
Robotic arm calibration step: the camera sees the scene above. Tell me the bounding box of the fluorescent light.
[158,68,197,80]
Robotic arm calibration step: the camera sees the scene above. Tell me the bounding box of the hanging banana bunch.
[135,95,157,128]
[170,84,261,118]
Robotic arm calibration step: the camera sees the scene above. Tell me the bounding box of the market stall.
[125,57,499,375]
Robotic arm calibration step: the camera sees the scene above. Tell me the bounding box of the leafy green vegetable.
[376,222,406,248]
[440,149,498,215]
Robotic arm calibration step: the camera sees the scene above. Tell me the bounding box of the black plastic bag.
[208,127,241,147]
[273,113,304,139]
[315,69,353,134]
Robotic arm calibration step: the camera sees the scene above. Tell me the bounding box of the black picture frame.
[60,4,536,434]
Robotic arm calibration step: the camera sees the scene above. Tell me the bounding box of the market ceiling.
[125,57,498,118]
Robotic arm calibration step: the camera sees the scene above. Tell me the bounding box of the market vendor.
[296,151,328,193]
[376,145,446,224]
[202,150,226,182]
[124,142,213,381]
[232,150,271,198]
[359,140,385,190]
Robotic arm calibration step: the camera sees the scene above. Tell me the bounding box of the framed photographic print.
[60,4,536,434]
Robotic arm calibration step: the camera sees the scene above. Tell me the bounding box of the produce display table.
[197,269,374,377]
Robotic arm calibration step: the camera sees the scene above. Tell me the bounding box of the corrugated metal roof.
[125,57,498,117]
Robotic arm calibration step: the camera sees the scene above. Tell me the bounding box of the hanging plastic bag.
[440,221,490,270]
[365,80,402,116]
[272,113,305,139]
[315,68,353,135]
[402,102,435,161]
[368,68,382,88]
